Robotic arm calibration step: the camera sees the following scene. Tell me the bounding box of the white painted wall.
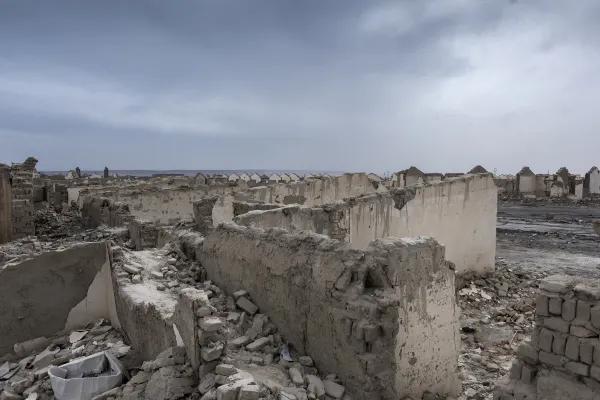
[348,174,497,275]
[575,183,584,199]
[65,245,121,331]
[518,175,535,193]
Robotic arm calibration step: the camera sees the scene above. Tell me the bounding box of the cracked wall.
[0,165,12,244]
[0,241,118,355]
[198,223,460,399]
[233,174,497,275]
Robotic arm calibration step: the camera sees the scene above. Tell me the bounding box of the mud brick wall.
[0,165,12,244]
[82,197,134,228]
[192,197,219,235]
[495,275,600,400]
[11,199,35,238]
[198,223,461,400]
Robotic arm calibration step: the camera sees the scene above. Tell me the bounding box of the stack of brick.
[495,274,600,399]
[11,200,35,238]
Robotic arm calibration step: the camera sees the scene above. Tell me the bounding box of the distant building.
[424,173,443,182]
[280,173,291,183]
[288,173,300,182]
[516,166,535,193]
[269,174,281,183]
[239,173,251,182]
[65,170,77,180]
[195,173,207,185]
[228,173,240,182]
[468,165,488,174]
[404,166,425,186]
[250,173,261,183]
[585,166,600,196]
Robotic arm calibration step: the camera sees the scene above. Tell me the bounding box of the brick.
[536,294,550,317]
[552,332,567,355]
[593,344,600,367]
[562,299,576,322]
[539,350,565,367]
[566,336,580,361]
[549,298,563,315]
[544,317,570,333]
[530,327,541,349]
[520,364,537,384]
[565,361,590,376]
[591,365,600,381]
[591,306,600,329]
[570,325,598,338]
[539,329,554,352]
[574,301,591,326]
[580,340,598,365]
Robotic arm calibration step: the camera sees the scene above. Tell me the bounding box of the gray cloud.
[1,0,599,174]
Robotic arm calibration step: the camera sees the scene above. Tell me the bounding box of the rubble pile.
[33,209,84,239]
[457,262,549,399]
[111,243,359,400]
[0,320,132,400]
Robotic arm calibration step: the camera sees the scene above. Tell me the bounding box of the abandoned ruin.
[1,159,599,400]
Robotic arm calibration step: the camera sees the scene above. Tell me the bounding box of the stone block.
[289,367,304,386]
[238,385,260,400]
[544,317,570,333]
[552,332,567,355]
[246,337,270,352]
[591,365,600,381]
[539,351,565,367]
[509,362,523,380]
[236,297,258,315]
[215,364,236,376]
[539,329,553,352]
[201,342,224,362]
[305,375,326,399]
[549,298,563,315]
[566,336,580,361]
[215,378,254,400]
[198,317,224,332]
[536,294,550,316]
[562,299,576,322]
[198,373,216,395]
[229,336,251,349]
[571,325,598,338]
[565,361,590,376]
[540,275,578,294]
[580,340,598,365]
[575,301,591,326]
[591,306,600,330]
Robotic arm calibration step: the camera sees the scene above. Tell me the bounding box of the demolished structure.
[1,158,507,399]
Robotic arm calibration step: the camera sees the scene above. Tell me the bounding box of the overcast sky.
[1,0,599,174]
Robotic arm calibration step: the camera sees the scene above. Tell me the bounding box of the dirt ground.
[458,202,600,399]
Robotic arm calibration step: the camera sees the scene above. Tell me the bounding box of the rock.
[238,385,260,400]
[298,356,313,367]
[202,342,224,362]
[236,297,258,315]
[215,378,254,400]
[229,336,251,349]
[305,375,325,399]
[215,364,236,376]
[198,317,224,332]
[123,265,140,274]
[323,380,345,399]
[167,258,177,265]
[132,275,142,284]
[289,367,304,386]
[281,387,308,400]
[246,337,270,352]
[198,373,216,395]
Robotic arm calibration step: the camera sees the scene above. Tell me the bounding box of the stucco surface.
[0,241,108,355]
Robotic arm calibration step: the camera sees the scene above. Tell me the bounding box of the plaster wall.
[235,173,383,207]
[405,175,423,186]
[518,175,535,193]
[234,174,497,275]
[0,242,115,355]
[78,185,242,225]
[588,169,600,194]
[198,224,460,399]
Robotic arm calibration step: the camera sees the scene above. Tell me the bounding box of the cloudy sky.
[1,0,599,174]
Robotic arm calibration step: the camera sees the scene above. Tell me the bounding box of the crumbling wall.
[198,223,461,399]
[233,205,348,240]
[232,200,281,217]
[78,184,244,225]
[235,173,383,207]
[193,197,219,235]
[346,173,496,275]
[128,218,178,250]
[82,197,134,228]
[495,275,600,399]
[11,199,35,238]
[0,241,116,355]
[234,174,497,275]
[0,165,12,244]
